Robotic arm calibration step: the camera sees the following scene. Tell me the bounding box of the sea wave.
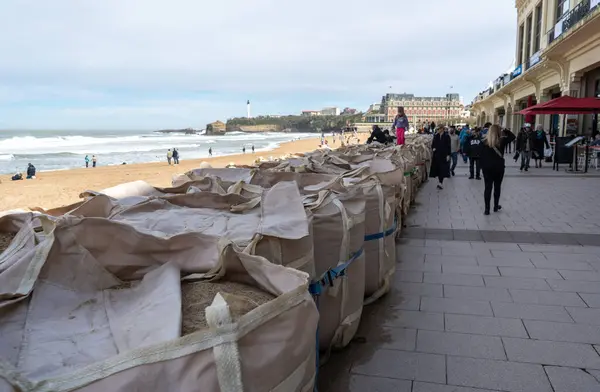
[0,154,14,161]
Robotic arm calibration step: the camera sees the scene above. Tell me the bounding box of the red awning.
[518,96,600,115]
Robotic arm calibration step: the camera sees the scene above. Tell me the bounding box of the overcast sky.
[0,0,517,130]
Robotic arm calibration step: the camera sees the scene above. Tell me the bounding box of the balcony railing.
[548,0,597,45]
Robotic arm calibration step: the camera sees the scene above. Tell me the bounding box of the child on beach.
[92,155,97,168]
[85,155,90,168]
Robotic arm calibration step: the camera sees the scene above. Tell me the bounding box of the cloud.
[0,0,516,129]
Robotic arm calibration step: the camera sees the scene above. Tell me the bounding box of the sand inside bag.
[181,281,276,335]
[0,232,17,255]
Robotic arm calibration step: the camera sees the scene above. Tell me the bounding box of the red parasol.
[518,96,600,115]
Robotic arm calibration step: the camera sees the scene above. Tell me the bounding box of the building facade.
[379,93,462,124]
[471,0,600,136]
[320,107,341,116]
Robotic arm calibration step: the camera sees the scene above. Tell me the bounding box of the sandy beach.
[0,134,368,211]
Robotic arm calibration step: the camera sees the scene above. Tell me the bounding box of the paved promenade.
[318,160,600,392]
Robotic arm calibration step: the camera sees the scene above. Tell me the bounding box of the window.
[517,23,524,65]
[525,13,533,61]
[534,4,542,53]
[556,0,569,21]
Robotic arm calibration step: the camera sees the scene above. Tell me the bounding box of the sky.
[0,0,517,130]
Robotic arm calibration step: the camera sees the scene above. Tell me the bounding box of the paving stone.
[524,320,600,344]
[397,238,426,247]
[445,314,528,337]
[400,245,443,255]
[546,279,600,293]
[559,270,600,282]
[483,276,551,290]
[417,330,506,360]
[544,252,600,262]
[567,307,600,325]
[366,327,417,351]
[531,259,595,271]
[427,255,479,266]
[351,349,446,383]
[472,242,522,251]
[544,366,600,392]
[491,250,547,261]
[396,271,423,283]
[581,293,600,308]
[421,297,493,316]
[398,261,442,273]
[509,289,587,306]
[442,247,492,257]
[388,293,421,311]
[447,356,552,392]
[397,282,443,297]
[425,240,472,248]
[444,286,512,302]
[491,302,573,322]
[442,265,500,276]
[344,375,412,392]
[476,256,535,268]
[498,267,562,279]
[413,383,501,392]
[503,337,600,369]
[382,310,444,331]
[424,272,484,286]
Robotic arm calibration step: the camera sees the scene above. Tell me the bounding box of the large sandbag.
[68,181,315,278]
[303,190,366,352]
[0,212,54,303]
[0,217,318,392]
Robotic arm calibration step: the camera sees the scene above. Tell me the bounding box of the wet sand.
[0,134,367,211]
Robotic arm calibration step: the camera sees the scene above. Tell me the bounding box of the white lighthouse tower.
[247,100,251,119]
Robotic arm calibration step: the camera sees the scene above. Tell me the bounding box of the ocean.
[0,129,317,175]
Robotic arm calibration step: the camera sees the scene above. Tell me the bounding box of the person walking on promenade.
[459,125,470,163]
[516,124,534,171]
[449,127,460,176]
[533,124,550,168]
[503,128,513,154]
[466,127,482,180]
[480,124,516,215]
[393,106,409,145]
[430,126,451,190]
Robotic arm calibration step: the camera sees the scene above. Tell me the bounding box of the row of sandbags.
[0,135,432,392]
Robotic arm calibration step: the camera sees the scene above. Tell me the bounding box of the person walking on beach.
[85,155,90,168]
[242,146,246,154]
[172,148,180,164]
[167,149,173,165]
[209,147,213,156]
[466,128,482,180]
[430,126,451,190]
[26,163,36,179]
[252,145,255,153]
[449,127,460,176]
[92,155,97,168]
[480,124,516,215]
[393,106,409,145]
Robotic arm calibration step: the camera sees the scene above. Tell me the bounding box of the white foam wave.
[0,154,14,161]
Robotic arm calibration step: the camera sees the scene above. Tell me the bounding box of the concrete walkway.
[318,159,600,392]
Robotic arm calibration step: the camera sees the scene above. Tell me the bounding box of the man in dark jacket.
[516,124,535,171]
[366,125,388,144]
[26,163,36,179]
[466,128,483,179]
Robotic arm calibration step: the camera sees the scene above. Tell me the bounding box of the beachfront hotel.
[366,93,463,125]
[470,0,600,136]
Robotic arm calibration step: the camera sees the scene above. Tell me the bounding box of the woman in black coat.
[430,127,451,189]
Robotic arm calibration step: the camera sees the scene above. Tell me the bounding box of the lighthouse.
[247,100,251,119]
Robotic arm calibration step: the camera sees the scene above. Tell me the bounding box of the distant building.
[380,93,461,124]
[367,103,381,113]
[341,107,357,115]
[301,110,321,116]
[320,107,341,116]
[460,105,472,119]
